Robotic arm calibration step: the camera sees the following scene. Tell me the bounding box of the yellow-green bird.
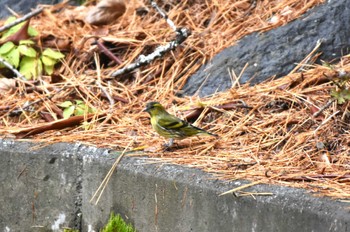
[143,101,218,147]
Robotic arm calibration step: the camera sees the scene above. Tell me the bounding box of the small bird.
[143,101,218,147]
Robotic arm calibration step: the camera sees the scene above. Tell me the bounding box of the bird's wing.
[157,115,188,129]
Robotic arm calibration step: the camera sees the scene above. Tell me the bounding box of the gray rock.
[182,0,350,97]
[0,0,80,20]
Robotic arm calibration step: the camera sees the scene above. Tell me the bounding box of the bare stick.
[94,40,123,65]
[110,0,191,78]
[111,28,190,77]
[0,56,26,80]
[313,99,335,118]
[94,53,115,108]
[313,110,339,134]
[97,81,115,107]
[0,7,43,33]
[150,0,177,31]
[90,141,133,205]
[219,180,265,196]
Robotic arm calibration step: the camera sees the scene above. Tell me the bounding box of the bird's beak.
[143,107,148,112]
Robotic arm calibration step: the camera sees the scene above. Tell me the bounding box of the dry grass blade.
[90,140,133,205]
[219,180,267,196]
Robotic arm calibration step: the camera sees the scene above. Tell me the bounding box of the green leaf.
[2,23,24,39]
[19,56,38,80]
[28,26,38,37]
[0,42,15,54]
[44,64,54,75]
[41,55,57,66]
[18,45,37,57]
[59,101,73,108]
[75,100,84,105]
[5,48,20,68]
[4,16,16,25]
[42,48,65,60]
[343,89,350,100]
[19,40,35,45]
[2,17,20,38]
[1,17,38,39]
[63,105,75,119]
[89,106,96,113]
[37,58,43,76]
[331,88,350,104]
[74,105,86,116]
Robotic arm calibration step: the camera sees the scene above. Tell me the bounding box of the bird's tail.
[196,126,218,138]
[205,131,219,138]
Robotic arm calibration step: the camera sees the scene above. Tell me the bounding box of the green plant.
[63,228,79,232]
[101,213,136,232]
[59,100,96,119]
[0,16,64,79]
[329,71,350,104]
[1,16,38,39]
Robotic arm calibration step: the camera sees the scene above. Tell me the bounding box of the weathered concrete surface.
[0,139,349,231]
[0,140,83,231]
[182,0,350,96]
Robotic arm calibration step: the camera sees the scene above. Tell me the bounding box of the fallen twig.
[13,113,106,138]
[110,0,191,78]
[313,99,335,118]
[184,101,251,121]
[110,27,190,77]
[94,53,115,109]
[219,180,266,196]
[150,0,177,32]
[0,56,26,80]
[280,174,350,182]
[94,40,123,65]
[90,140,133,205]
[234,191,274,198]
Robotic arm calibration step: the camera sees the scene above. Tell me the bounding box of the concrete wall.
[0,139,349,231]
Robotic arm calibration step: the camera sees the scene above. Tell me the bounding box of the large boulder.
[182,0,350,97]
[0,0,61,19]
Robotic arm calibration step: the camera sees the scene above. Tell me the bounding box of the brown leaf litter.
[2,0,349,199]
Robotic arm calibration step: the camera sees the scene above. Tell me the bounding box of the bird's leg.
[165,138,174,147]
[162,138,174,151]
[168,138,174,147]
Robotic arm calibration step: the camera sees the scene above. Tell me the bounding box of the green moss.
[63,229,79,232]
[101,213,136,232]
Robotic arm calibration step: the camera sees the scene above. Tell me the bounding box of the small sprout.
[59,100,96,119]
[330,88,350,104]
[329,67,350,105]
